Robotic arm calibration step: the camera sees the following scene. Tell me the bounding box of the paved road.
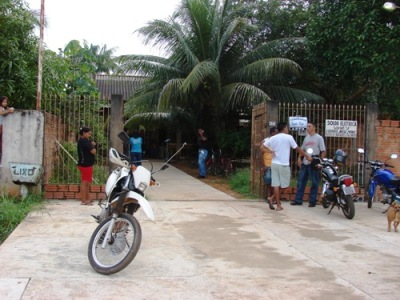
[1,164,400,299]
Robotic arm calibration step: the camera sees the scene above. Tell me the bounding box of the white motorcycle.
[88,132,185,275]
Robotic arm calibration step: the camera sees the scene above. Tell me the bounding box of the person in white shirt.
[263,122,312,211]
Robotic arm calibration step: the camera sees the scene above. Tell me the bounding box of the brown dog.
[387,202,400,232]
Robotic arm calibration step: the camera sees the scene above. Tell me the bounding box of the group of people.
[76,127,143,205]
[260,121,326,211]
[76,122,326,208]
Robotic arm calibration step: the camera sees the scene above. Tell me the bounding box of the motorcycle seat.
[390,176,400,186]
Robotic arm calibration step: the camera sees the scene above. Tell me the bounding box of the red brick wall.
[44,184,106,201]
[375,120,400,170]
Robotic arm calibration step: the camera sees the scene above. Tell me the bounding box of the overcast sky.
[26,0,182,56]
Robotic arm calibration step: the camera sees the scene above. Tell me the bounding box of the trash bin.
[9,162,43,198]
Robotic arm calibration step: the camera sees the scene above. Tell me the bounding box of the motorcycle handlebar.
[357,160,394,168]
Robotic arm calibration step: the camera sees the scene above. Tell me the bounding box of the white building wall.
[0,110,44,196]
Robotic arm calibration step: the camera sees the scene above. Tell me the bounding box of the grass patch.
[0,194,45,245]
[228,168,258,199]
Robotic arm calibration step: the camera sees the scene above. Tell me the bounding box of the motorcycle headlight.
[137,182,148,192]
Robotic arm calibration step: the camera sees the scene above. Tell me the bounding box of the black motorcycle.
[309,149,356,219]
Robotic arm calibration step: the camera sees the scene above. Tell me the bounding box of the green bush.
[0,194,45,244]
[217,128,251,159]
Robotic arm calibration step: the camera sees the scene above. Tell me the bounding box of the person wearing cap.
[291,121,326,207]
[77,126,96,205]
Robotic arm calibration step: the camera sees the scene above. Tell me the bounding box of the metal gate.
[251,102,367,197]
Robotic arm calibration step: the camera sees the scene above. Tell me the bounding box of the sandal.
[276,207,284,211]
[81,202,94,206]
[267,198,275,210]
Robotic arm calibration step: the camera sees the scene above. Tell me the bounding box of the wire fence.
[43,95,111,184]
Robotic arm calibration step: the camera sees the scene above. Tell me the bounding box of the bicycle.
[186,148,234,177]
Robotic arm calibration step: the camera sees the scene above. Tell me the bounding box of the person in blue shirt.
[197,128,208,178]
[130,130,143,166]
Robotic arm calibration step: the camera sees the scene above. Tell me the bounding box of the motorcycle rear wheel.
[88,213,142,275]
[341,195,355,219]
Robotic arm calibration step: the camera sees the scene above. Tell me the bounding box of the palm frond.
[267,86,324,103]
[214,17,254,64]
[228,58,302,84]
[137,19,200,69]
[124,89,161,116]
[237,37,305,68]
[116,54,182,78]
[181,60,220,94]
[158,78,185,110]
[221,83,271,110]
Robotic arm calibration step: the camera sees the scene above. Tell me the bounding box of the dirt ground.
[170,160,243,199]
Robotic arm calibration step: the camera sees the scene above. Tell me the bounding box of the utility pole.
[36,0,45,110]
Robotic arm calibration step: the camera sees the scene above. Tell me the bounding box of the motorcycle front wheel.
[88,213,142,275]
[366,180,377,209]
[341,195,355,219]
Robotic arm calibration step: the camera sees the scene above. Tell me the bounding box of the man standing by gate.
[263,122,312,211]
[291,121,326,207]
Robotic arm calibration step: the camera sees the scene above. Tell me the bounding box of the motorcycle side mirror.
[357,148,365,154]
[118,131,130,144]
[306,148,313,154]
[391,154,398,159]
[111,148,120,159]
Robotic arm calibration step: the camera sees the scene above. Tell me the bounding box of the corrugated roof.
[95,74,146,101]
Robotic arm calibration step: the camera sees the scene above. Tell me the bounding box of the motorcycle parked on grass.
[309,149,356,219]
[357,148,399,208]
[88,132,186,275]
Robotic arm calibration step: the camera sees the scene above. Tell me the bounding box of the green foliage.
[118,0,322,145]
[0,194,44,244]
[228,167,258,198]
[48,140,108,184]
[306,0,400,113]
[217,128,251,158]
[42,94,110,184]
[0,0,39,109]
[43,40,117,97]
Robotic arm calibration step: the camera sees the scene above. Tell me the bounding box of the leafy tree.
[237,1,322,98]
[306,0,400,116]
[43,40,118,97]
[117,0,322,143]
[0,0,39,108]
[42,49,70,95]
[237,0,311,43]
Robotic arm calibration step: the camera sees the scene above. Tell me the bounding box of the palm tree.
[61,40,117,95]
[117,0,322,140]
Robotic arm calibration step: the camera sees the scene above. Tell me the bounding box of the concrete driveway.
[0,164,399,300]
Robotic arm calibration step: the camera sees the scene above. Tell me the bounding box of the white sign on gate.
[325,119,357,138]
[289,116,308,131]
[289,116,307,135]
